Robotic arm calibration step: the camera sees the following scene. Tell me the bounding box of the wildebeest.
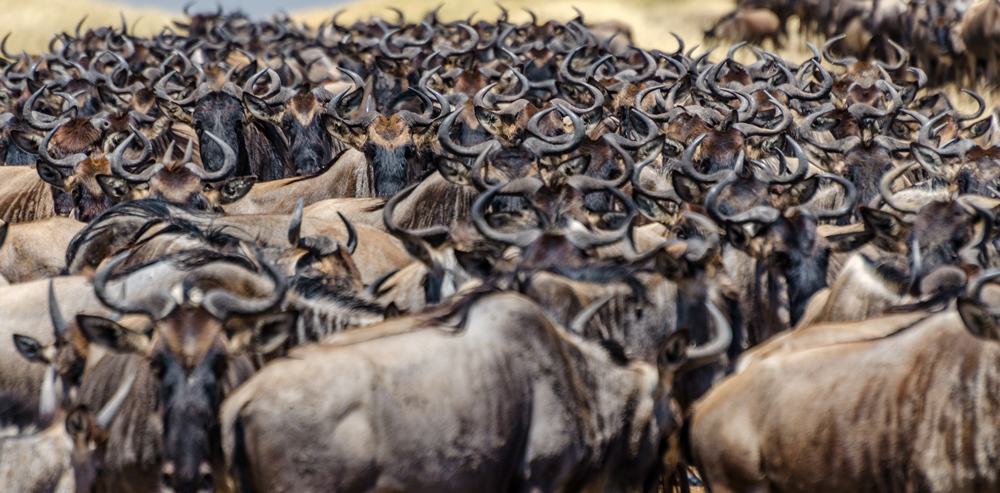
[221,288,731,492]
[690,272,1000,493]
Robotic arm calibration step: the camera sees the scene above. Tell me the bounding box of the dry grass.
[0,0,172,54]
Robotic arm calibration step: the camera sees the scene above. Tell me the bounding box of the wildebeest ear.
[810,114,838,131]
[454,250,495,279]
[243,93,284,123]
[635,194,679,224]
[899,85,917,106]
[910,142,948,177]
[967,116,993,139]
[636,134,665,162]
[414,119,444,148]
[218,176,256,204]
[475,107,504,136]
[96,175,131,201]
[76,315,151,355]
[657,327,689,372]
[772,176,820,209]
[321,113,367,149]
[156,99,194,125]
[374,56,400,75]
[36,162,68,189]
[672,173,711,205]
[10,130,41,154]
[557,155,590,177]
[435,156,471,186]
[825,230,873,252]
[384,302,402,319]
[957,298,1000,341]
[725,223,751,250]
[860,206,906,240]
[662,137,684,159]
[65,406,92,440]
[228,312,297,355]
[13,334,49,363]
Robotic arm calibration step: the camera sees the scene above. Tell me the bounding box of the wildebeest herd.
[710,0,1000,87]
[1,4,1000,493]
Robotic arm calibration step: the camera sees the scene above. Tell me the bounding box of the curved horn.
[338,212,358,255]
[112,124,152,168]
[704,163,782,225]
[383,180,452,248]
[94,252,177,320]
[876,38,908,71]
[956,89,986,122]
[779,59,832,101]
[242,68,281,100]
[153,70,198,106]
[797,104,861,154]
[732,92,792,137]
[677,133,731,183]
[523,102,586,157]
[680,300,733,371]
[48,279,68,336]
[438,108,498,157]
[186,130,235,181]
[471,178,544,248]
[564,181,639,250]
[38,121,87,168]
[814,173,858,219]
[95,371,135,430]
[568,294,614,334]
[822,34,857,67]
[201,251,287,319]
[756,136,810,184]
[878,162,921,214]
[23,85,61,131]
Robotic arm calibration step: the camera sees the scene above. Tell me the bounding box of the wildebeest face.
[153,314,227,493]
[76,301,295,493]
[911,201,974,276]
[246,92,333,176]
[326,113,437,197]
[193,93,245,174]
[36,155,119,223]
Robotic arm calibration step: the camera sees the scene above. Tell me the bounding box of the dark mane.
[290,274,385,315]
[542,263,647,302]
[421,284,505,330]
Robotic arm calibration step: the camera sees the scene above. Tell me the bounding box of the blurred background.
[0,0,737,59]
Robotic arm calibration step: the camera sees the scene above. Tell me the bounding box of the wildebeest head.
[323,76,450,197]
[102,125,254,210]
[243,87,337,175]
[284,198,364,294]
[703,152,859,339]
[798,95,910,207]
[156,68,293,181]
[870,162,1000,290]
[79,252,295,493]
[13,280,100,401]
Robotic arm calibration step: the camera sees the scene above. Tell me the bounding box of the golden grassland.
[0,0,992,111]
[0,0,171,54]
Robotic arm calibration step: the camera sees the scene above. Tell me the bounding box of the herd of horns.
[709,0,1000,87]
[3,4,1000,493]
